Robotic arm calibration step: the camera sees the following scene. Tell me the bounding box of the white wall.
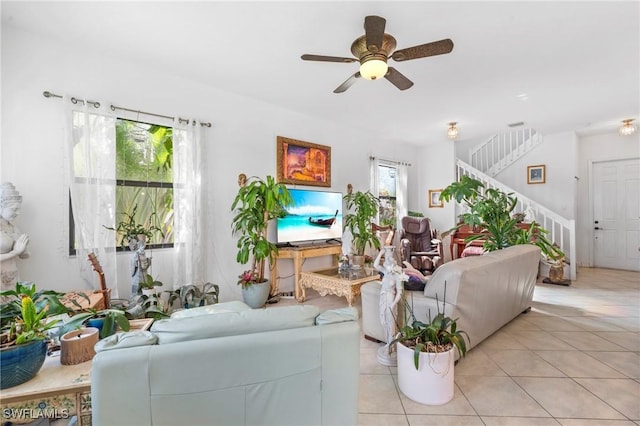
[493,131,577,219]
[1,25,419,301]
[576,131,640,266]
[416,140,457,261]
[453,128,639,268]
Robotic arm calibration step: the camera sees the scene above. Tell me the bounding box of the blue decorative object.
[0,339,47,389]
[87,318,116,338]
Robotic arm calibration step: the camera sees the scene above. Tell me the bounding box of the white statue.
[129,236,151,295]
[341,227,353,257]
[374,246,407,366]
[0,183,30,292]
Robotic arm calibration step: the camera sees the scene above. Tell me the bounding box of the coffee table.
[299,266,380,306]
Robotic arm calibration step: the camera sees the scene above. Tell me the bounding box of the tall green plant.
[440,176,564,259]
[343,190,381,256]
[231,176,293,284]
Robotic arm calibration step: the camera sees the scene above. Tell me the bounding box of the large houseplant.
[440,175,564,260]
[390,286,469,405]
[343,190,381,258]
[0,282,68,389]
[231,175,293,308]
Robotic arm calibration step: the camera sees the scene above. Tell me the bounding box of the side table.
[0,318,153,425]
[270,243,342,301]
[0,355,93,425]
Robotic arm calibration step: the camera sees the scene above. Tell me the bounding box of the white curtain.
[369,156,380,205]
[395,162,408,231]
[369,156,409,230]
[64,97,118,296]
[172,119,205,289]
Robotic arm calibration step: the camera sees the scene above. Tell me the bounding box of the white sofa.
[361,244,540,351]
[91,302,360,426]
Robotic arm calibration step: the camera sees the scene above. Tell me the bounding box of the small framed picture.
[527,165,546,184]
[428,189,444,208]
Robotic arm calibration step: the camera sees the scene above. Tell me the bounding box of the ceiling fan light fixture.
[359,58,388,80]
[447,122,459,140]
[619,119,637,136]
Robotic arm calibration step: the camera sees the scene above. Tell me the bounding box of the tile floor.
[284,267,640,425]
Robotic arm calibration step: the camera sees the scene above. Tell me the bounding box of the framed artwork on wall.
[276,136,331,187]
[428,189,444,208]
[527,164,546,184]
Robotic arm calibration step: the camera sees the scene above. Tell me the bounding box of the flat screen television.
[277,189,343,245]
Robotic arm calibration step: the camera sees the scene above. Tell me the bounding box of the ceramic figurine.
[0,182,30,292]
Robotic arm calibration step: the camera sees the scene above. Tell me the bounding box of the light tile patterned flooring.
[285,267,640,425]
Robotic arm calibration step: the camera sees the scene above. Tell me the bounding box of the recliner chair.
[399,216,443,274]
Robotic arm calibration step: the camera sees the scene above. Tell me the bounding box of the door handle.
[594,227,600,230]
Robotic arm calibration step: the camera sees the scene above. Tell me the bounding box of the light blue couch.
[91,302,360,426]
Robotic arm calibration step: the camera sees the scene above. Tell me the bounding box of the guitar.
[87,252,111,309]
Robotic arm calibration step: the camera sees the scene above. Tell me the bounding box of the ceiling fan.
[301,15,454,93]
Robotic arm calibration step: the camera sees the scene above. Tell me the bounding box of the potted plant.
[60,307,130,339]
[105,204,165,294]
[343,190,381,264]
[440,175,564,260]
[138,274,163,297]
[179,283,219,309]
[390,286,469,405]
[231,175,293,308]
[0,282,68,389]
[104,204,164,248]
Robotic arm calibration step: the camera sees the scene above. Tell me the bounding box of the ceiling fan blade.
[301,54,357,63]
[391,38,454,62]
[334,72,361,93]
[364,15,386,52]
[385,67,414,90]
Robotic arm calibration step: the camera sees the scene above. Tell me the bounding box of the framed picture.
[527,164,546,184]
[428,189,444,208]
[276,136,331,187]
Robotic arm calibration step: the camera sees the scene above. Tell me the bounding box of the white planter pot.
[141,288,156,297]
[397,342,455,405]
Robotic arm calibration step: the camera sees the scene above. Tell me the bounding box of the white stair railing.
[469,128,543,176]
[456,159,577,280]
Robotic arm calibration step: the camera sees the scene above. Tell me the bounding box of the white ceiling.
[3,1,639,145]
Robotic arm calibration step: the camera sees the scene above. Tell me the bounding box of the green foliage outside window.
[378,164,397,227]
[114,119,174,247]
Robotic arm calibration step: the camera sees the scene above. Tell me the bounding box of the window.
[377,164,397,227]
[69,118,174,253]
[114,119,174,248]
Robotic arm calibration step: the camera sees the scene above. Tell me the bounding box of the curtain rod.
[43,91,212,127]
[370,156,411,167]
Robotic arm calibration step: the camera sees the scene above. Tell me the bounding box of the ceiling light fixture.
[359,57,388,80]
[619,119,637,136]
[447,122,459,140]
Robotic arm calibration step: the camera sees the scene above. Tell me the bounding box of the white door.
[592,158,640,271]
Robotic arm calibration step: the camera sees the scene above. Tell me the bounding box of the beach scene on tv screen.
[277,189,343,243]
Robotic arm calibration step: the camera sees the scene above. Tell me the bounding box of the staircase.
[455,159,577,280]
[470,128,543,176]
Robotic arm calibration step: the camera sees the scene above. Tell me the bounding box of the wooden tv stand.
[270,243,342,302]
